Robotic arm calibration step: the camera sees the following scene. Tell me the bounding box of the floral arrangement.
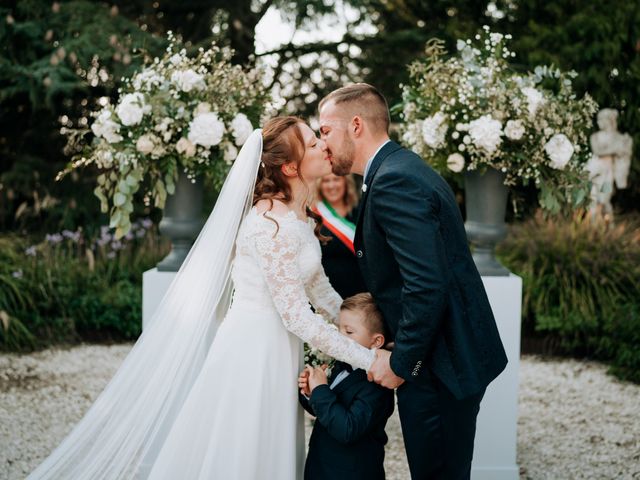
[304,343,335,370]
[399,26,599,213]
[61,33,269,238]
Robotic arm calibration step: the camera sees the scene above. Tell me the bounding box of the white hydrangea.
[544,133,574,170]
[188,112,225,148]
[402,121,423,146]
[176,137,196,157]
[446,153,466,172]
[95,148,114,168]
[504,119,525,141]
[421,112,448,148]
[132,69,163,91]
[91,110,122,143]
[521,87,545,117]
[468,115,503,154]
[171,69,206,92]
[230,113,253,146]
[116,93,147,126]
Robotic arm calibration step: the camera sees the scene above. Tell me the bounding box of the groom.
[318,83,508,479]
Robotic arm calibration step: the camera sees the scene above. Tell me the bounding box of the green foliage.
[0,0,165,234]
[0,223,168,351]
[399,29,598,216]
[498,213,640,383]
[493,0,640,213]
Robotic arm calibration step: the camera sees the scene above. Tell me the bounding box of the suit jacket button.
[412,371,418,377]
[356,250,363,258]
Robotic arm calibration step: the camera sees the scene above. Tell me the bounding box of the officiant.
[313,174,367,298]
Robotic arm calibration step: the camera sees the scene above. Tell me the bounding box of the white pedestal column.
[142,268,177,330]
[471,274,522,480]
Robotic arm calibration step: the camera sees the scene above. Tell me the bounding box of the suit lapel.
[355,141,403,245]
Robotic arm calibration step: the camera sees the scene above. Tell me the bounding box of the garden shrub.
[498,213,640,383]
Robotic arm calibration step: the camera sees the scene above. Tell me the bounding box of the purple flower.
[12,270,23,279]
[25,246,37,256]
[45,233,64,244]
[141,218,153,229]
[106,251,116,259]
[62,230,81,242]
[110,240,123,251]
[100,226,111,236]
[135,229,146,239]
[96,237,110,247]
[125,232,134,241]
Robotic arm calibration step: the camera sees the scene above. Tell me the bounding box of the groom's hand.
[367,349,405,389]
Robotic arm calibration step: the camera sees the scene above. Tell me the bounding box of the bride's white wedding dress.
[147,208,374,479]
[27,131,374,480]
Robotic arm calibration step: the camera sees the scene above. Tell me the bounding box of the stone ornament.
[587,108,633,217]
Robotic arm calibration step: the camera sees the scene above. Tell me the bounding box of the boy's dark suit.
[300,361,394,480]
[354,141,508,479]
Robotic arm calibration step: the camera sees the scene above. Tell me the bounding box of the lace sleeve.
[253,218,375,371]
[306,267,342,325]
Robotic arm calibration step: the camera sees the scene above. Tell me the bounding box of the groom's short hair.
[340,292,385,336]
[319,83,390,134]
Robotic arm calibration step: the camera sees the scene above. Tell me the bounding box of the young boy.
[298,292,395,480]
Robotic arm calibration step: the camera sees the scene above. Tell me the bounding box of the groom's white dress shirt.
[362,140,391,192]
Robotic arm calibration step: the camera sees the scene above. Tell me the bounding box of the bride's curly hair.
[254,116,329,242]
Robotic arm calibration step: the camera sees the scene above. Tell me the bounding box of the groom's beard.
[330,136,355,176]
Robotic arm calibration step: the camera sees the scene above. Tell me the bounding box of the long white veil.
[28,130,264,479]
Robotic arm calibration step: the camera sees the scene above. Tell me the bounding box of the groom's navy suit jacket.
[300,362,394,480]
[354,141,508,399]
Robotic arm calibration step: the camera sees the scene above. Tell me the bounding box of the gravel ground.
[1,345,639,479]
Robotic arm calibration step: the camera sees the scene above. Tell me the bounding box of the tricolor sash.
[313,200,356,254]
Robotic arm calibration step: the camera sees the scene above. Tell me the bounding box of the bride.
[28,116,377,480]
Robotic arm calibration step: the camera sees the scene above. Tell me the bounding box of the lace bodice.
[231,207,375,371]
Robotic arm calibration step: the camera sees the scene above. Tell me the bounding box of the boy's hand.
[298,369,311,397]
[306,365,329,392]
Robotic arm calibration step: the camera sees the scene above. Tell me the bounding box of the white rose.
[171,69,206,92]
[223,142,238,164]
[504,119,525,141]
[91,110,122,143]
[116,93,146,126]
[194,102,211,116]
[176,137,196,157]
[521,87,545,117]
[446,153,466,173]
[188,112,225,147]
[230,113,253,146]
[468,115,503,154]
[544,133,574,170]
[421,112,448,148]
[136,133,159,155]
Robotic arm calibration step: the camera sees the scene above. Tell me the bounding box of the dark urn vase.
[156,173,205,272]
[464,167,510,276]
